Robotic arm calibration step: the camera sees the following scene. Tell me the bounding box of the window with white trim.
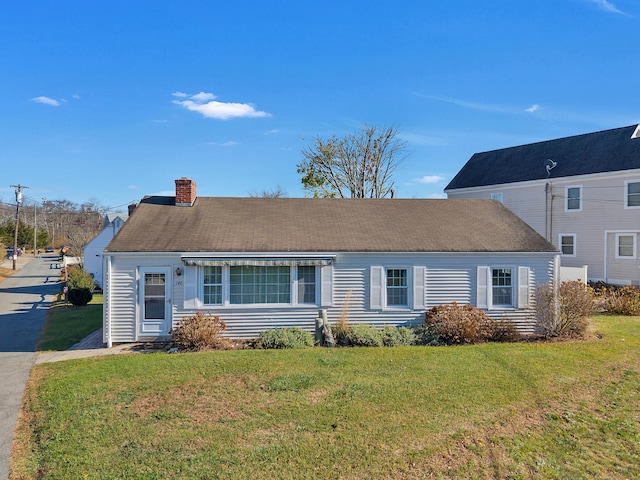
[626,181,640,208]
[616,234,636,258]
[492,268,513,306]
[566,186,582,211]
[297,266,317,304]
[386,268,408,306]
[559,234,576,256]
[196,264,320,307]
[490,192,503,203]
[229,265,291,304]
[203,266,223,305]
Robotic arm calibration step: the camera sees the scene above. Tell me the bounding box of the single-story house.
[102,178,559,345]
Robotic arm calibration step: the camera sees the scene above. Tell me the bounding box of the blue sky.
[1,0,639,211]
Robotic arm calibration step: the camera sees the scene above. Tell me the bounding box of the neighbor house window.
[386,268,408,306]
[626,181,640,208]
[616,234,636,258]
[566,186,582,211]
[229,265,291,304]
[492,268,512,306]
[297,266,316,304]
[560,234,576,256]
[203,266,223,305]
[490,192,503,203]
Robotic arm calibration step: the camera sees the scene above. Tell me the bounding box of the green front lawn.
[36,293,104,351]
[12,316,640,479]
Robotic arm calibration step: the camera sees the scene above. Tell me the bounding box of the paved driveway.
[0,255,60,480]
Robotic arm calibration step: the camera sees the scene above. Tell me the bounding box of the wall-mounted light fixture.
[175,267,183,277]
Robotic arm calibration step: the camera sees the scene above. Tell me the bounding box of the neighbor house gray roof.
[105,196,556,254]
[446,124,640,191]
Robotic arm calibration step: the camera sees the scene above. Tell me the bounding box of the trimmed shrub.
[170,312,229,351]
[67,288,93,306]
[412,325,443,346]
[67,266,96,292]
[425,303,493,345]
[346,323,383,347]
[535,281,594,338]
[258,327,314,349]
[381,325,416,347]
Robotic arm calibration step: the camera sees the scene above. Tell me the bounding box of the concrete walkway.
[34,328,165,364]
[0,254,59,480]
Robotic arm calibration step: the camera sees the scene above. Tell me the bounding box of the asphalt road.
[0,255,60,480]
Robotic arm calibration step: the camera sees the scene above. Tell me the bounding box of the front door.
[139,268,171,337]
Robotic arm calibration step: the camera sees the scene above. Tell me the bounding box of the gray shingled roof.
[446,124,640,191]
[105,196,556,253]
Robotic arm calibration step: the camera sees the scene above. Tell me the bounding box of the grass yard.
[36,293,104,351]
[11,316,640,479]
[0,265,16,283]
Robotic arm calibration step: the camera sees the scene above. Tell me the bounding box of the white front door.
[139,268,171,337]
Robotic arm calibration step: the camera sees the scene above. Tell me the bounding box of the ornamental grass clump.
[170,312,230,351]
[258,327,314,349]
[425,303,494,345]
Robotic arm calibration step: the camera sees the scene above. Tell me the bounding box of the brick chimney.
[175,178,197,206]
[127,203,137,216]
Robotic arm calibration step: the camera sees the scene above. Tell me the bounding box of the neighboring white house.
[84,213,128,288]
[446,124,640,286]
[102,178,559,345]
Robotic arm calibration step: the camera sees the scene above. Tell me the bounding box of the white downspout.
[106,255,113,348]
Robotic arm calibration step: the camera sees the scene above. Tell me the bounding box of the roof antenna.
[545,159,557,177]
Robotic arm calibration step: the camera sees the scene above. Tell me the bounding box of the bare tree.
[248,186,288,198]
[297,125,408,198]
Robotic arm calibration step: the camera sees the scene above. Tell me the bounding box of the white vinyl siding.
[448,172,640,284]
[106,253,554,341]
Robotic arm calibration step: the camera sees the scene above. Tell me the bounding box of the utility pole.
[33,200,37,256]
[10,184,28,270]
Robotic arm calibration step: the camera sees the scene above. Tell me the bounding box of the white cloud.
[428,193,447,199]
[414,175,445,184]
[72,94,81,100]
[525,104,540,113]
[585,0,625,14]
[173,92,271,120]
[31,96,61,107]
[191,92,217,102]
[208,141,239,147]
